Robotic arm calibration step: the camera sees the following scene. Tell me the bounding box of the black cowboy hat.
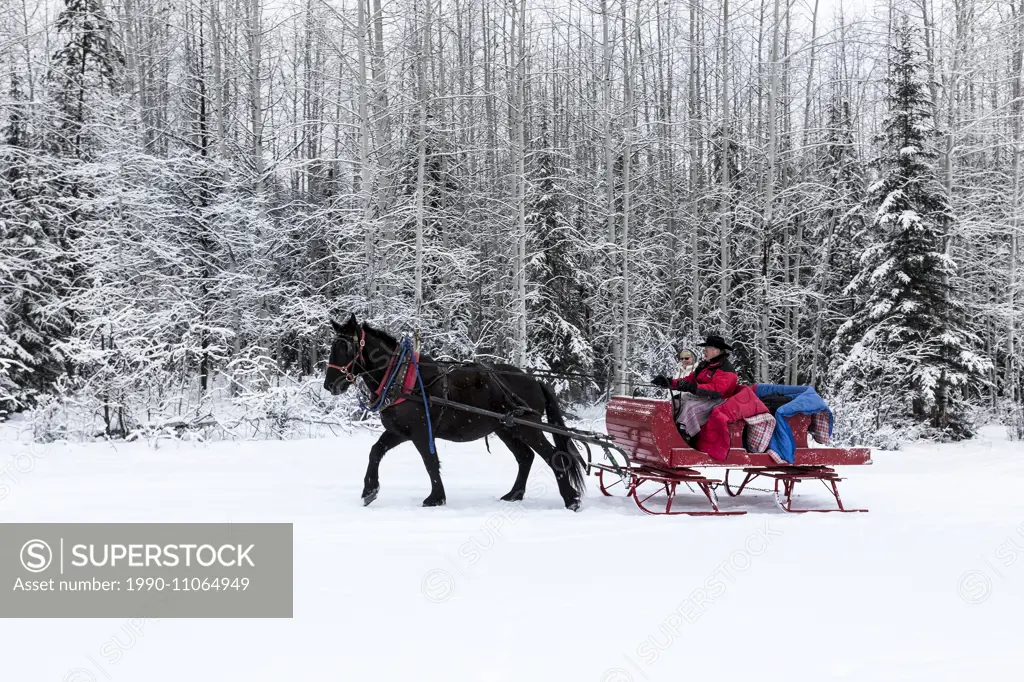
[703,335,733,352]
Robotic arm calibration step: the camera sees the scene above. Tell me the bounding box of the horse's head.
[324,313,364,395]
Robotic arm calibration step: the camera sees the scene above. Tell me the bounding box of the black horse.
[323,314,587,510]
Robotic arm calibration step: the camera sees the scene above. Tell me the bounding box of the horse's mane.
[360,322,439,363]
[361,321,399,348]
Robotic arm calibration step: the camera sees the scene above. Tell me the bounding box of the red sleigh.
[590,396,871,515]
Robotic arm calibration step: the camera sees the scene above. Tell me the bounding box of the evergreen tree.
[808,94,867,383]
[525,127,593,394]
[0,70,74,416]
[0,0,124,419]
[48,0,124,160]
[830,16,989,441]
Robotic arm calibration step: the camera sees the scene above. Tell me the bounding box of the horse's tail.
[539,382,587,498]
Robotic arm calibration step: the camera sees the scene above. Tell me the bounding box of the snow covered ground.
[2,418,1023,682]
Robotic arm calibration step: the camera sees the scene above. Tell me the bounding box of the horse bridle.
[327,327,366,383]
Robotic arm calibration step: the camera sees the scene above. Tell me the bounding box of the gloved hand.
[650,375,671,388]
[677,380,698,393]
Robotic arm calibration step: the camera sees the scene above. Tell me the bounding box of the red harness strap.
[372,345,402,400]
[327,327,366,382]
[388,351,420,407]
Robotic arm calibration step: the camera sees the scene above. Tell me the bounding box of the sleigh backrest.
[785,413,811,448]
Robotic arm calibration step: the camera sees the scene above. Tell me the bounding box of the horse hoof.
[362,488,379,506]
[566,499,582,512]
[422,496,446,507]
[500,490,525,502]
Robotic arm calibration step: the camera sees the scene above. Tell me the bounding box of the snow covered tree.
[387,112,470,349]
[830,16,989,442]
[0,67,76,416]
[47,0,124,160]
[525,128,593,394]
[808,94,867,385]
[3,0,1022,438]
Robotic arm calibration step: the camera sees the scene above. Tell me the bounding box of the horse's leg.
[495,430,534,501]
[513,426,582,511]
[362,429,408,506]
[412,432,447,507]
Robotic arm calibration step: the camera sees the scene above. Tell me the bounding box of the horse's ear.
[346,313,358,327]
[330,317,347,335]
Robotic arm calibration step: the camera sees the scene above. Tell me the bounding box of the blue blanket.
[754,384,833,464]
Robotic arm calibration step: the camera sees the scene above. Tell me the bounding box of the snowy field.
[2,419,1024,682]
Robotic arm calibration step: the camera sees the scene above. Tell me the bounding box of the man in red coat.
[651,335,739,400]
[651,336,740,445]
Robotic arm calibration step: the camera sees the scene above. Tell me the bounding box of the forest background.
[1,0,1021,447]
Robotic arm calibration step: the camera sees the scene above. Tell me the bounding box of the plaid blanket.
[743,411,776,453]
[811,411,831,444]
[674,394,725,437]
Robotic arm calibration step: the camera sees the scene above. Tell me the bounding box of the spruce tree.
[808,94,866,383]
[48,0,124,160]
[0,0,124,418]
[0,70,74,416]
[525,126,593,394]
[830,16,989,441]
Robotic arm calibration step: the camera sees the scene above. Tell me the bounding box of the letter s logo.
[21,539,53,573]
